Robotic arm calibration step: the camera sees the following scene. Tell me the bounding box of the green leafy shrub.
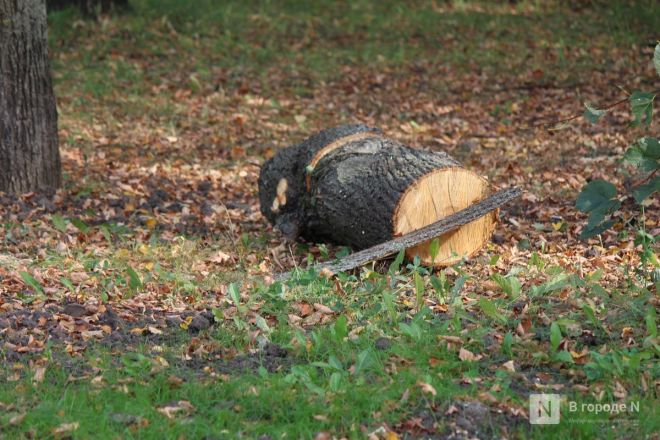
[576,44,659,271]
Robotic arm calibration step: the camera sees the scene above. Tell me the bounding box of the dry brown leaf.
[417,381,437,396]
[208,251,232,265]
[32,366,46,383]
[147,326,163,335]
[313,303,334,314]
[167,375,184,387]
[156,400,194,419]
[439,335,463,344]
[501,360,516,372]
[9,413,26,426]
[459,347,481,361]
[52,422,79,436]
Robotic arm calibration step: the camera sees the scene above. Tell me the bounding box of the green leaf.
[399,322,422,341]
[576,180,618,213]
[585,199,620,228]
[646,307,658,338]
[554,350,574,363]
[60,277,75,293]
[550,322,562,351]
[329,371,343,391]
[51,214,68,233]
[20,271,44,294]
[491,273,521,298]
[70,218,90,233]
[429,274,446,297]
[629,91,655,127]
[126,267,142,290]
[632,175,660,204]
[582,304,601,330]
[478,298,506,324]
[581,218,616,239]
[254,314,271,333]
[428,238,440,263]
[99,224,112,243]
[502,332,513,359]
[414,272,424,311]
[654,43,660,77]
[530,273,573,296]
[353,349,375,375]
[583,103,607,123]
[228,283,242,310]
[121,353,152,376]
[624,137,660,172]
[450,275,466,302]
[333,315,348,342]
[576,180,620,239]
[389,250,405,274]
[211,308,224,322]
[328,355,343,371]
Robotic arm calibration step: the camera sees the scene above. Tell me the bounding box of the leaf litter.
[1,1,658,438]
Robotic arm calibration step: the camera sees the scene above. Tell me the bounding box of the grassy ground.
[1,0,659,438]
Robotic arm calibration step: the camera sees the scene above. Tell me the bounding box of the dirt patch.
[0,301,214,361]
[0,302,300,380]
[394,401,528,440]
[215,343,294,374]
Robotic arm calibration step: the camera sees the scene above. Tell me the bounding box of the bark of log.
[0,0,61,194]
[275,187,522,281]
[259,125,498,267]
[259,124,381,239]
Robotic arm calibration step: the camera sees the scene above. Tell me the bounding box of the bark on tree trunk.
[0,0,61,194]
[259,125,498,267]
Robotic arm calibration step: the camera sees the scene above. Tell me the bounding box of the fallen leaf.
[313,303,334,314]
[459,347,481,361]
[52,422,79,436]
[147,326,163,335]
[32,366,46,383]
[167,375,184,387]
[385,431,399,440]
[156,400,194,419]
[417,381,437,396]
[208,251,232,265]
[501,360,516,372]
[9,413,26,425]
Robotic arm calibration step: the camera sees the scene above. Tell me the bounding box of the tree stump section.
[259,125,498,266]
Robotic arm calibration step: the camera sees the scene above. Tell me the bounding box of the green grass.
[2,1,657,438]
[2,253,657,438]
[48,0,660,103]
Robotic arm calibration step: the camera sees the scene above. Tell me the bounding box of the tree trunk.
[259,125,498,267]
[0,0,61,194]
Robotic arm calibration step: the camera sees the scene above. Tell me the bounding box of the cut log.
[259,125,499,267]
[275,187,522,281]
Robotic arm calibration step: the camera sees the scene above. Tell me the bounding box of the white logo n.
[529,394,561,425]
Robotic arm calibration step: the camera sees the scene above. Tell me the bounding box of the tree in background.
[0,0,61,194]
[47,0,128,16]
